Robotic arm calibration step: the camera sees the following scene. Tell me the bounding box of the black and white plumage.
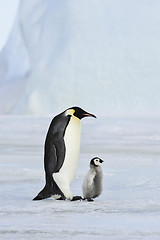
[82,157,104,201]
[33,107,96,201]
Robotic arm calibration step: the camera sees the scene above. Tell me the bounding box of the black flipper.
[33,114,70,201]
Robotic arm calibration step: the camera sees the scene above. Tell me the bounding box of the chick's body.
[82,157,103,201]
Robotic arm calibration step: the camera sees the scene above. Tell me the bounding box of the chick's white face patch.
[93,158,102,166]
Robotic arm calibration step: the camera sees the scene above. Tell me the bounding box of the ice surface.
[0,0,160,115]
[0,116,160,239]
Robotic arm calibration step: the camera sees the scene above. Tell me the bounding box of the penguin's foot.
[56,196,66,200]
[83,198,94,202]
[82,198,94,202]
[71,196,83,201]
[87,198,94,202]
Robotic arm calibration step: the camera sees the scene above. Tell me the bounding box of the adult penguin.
[33,107,96,201]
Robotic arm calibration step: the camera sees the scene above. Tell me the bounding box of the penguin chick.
[82,157,104,201]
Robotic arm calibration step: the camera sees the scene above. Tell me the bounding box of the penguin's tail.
[33,185,51,200]
[33,178,65,201]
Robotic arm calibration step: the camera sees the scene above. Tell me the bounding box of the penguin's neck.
[90,165,102,173]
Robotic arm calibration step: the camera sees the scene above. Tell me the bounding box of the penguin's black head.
[90,157,104,167]
[66,106,96,120]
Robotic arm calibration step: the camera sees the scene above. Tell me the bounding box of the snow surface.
[0,0,160,115]
[0,115,160,239]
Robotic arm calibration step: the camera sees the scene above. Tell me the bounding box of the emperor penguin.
[33,107,96,201]
[82,157,104,201]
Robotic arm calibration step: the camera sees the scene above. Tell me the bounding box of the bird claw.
[71,196,83,201]
[82,198,94,202]
[87,198,94,202]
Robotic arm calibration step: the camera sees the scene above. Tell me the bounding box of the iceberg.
[0,0,160,115]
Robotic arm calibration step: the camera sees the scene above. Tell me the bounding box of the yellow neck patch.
[65,109,75,116]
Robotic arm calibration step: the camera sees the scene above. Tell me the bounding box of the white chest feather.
[53,116,81,189]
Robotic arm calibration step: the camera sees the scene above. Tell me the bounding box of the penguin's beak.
[100,159,104,163]
[83,113,97,118]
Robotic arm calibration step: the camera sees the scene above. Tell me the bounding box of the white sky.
[0,0,20,50]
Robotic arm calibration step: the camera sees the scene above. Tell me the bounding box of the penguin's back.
[93,167,103,198]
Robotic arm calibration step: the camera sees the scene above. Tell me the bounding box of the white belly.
[53,116,81,199]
